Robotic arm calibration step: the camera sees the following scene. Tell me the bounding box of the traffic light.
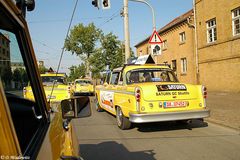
[102,0,110,9]
[92,0,99,9]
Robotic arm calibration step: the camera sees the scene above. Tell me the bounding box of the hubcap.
[117,108,122,126]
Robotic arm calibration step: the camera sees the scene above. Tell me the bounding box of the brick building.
[135,10,197,84]
[0,32,10,74]
[195,0,240,92]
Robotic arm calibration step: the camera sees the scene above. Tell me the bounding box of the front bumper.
[129,109,210,123]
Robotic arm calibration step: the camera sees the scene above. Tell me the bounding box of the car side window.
[0,29,45,156]
[110,72,120,85]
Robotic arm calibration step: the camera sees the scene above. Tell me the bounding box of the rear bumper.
[129,109,210,123]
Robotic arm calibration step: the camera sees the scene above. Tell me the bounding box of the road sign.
[151,44,161,55]
[148,30,163,44]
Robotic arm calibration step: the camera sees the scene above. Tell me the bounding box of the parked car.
[73,79,94,96]
[0,1,90,159]
[95,63,210,129]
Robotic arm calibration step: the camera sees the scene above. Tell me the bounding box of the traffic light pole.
[123,0,156,63]
[123,0,131,63]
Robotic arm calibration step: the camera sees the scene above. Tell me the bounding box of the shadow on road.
[80,141,156,160]
[135,119,208,132]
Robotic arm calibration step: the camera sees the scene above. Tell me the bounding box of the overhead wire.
[48,0,79,103]
[97,9,122,28]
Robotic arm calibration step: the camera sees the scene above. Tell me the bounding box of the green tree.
[13,68,21,82]
[39,65,48,74]
[89,32,134,78]
[67,64,86,82]
[89,49,106,79]
[100,32,124,70]
[64,23,102,76]
[1,67,12,89]
[18,68,28,87]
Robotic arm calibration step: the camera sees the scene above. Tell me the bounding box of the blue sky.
[27,0,193,74]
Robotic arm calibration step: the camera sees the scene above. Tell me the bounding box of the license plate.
[163,101,186,108]
[47,95,56,99]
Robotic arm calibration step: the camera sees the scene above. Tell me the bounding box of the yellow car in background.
[24,73,71,102]
[73,79,94,96]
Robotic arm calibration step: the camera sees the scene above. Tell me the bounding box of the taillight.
[23,87,26,96]
[135,88,141,102]
[202,86,207,98]
[135,87,141,112]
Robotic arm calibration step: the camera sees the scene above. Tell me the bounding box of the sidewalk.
[206,92,240,131]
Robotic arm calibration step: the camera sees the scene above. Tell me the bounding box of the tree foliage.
[64,23,102,76]
[67,64,86,82]
[1,67,12,88]
[38,66,48,74]
[89,32,125,78]
[65,23,136,79]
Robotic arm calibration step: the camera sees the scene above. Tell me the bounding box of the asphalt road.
[73,97,240,160]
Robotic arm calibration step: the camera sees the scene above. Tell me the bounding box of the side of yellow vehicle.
[0,1,90,159]
[73,79,94,96]
[95,64,210,129]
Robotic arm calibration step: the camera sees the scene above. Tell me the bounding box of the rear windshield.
[75,80,92,85]
[41,76,66,84]
[126,68,178,84]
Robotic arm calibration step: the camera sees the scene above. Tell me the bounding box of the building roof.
[135,9,193,48]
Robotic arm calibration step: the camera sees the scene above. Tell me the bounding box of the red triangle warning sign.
[148,30,163,44]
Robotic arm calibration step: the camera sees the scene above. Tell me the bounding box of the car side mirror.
[61,96,91,119]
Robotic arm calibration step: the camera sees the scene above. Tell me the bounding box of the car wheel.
[95,95,103,112]
[116,107,131,130]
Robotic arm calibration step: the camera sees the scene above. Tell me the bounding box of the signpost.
[148,30,163,55]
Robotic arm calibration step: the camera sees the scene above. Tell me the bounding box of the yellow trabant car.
[24,73,71,102]
[95,64,210,129]
[73,79,94,96]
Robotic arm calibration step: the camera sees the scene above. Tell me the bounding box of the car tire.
[95,95,103,112]
[116,107,131,130]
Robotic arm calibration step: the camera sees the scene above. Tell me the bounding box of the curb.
[206,118,240,132]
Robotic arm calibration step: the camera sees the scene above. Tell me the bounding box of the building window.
[179,32,186,43]
[162,40,167,50]
[181,58,187,74]
[232,7,240,36]
[172,60,177,71]
[206,18,217,43]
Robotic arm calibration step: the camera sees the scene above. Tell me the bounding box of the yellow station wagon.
[24,73,71,102]
[95,63,210,129]
[73,79,94,96]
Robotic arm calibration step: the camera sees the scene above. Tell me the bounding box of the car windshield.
[41,76,66,84]
[126,68,178,84]
[76,80,92,85]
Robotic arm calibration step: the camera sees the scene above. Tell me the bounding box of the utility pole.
[123,0,131,63]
